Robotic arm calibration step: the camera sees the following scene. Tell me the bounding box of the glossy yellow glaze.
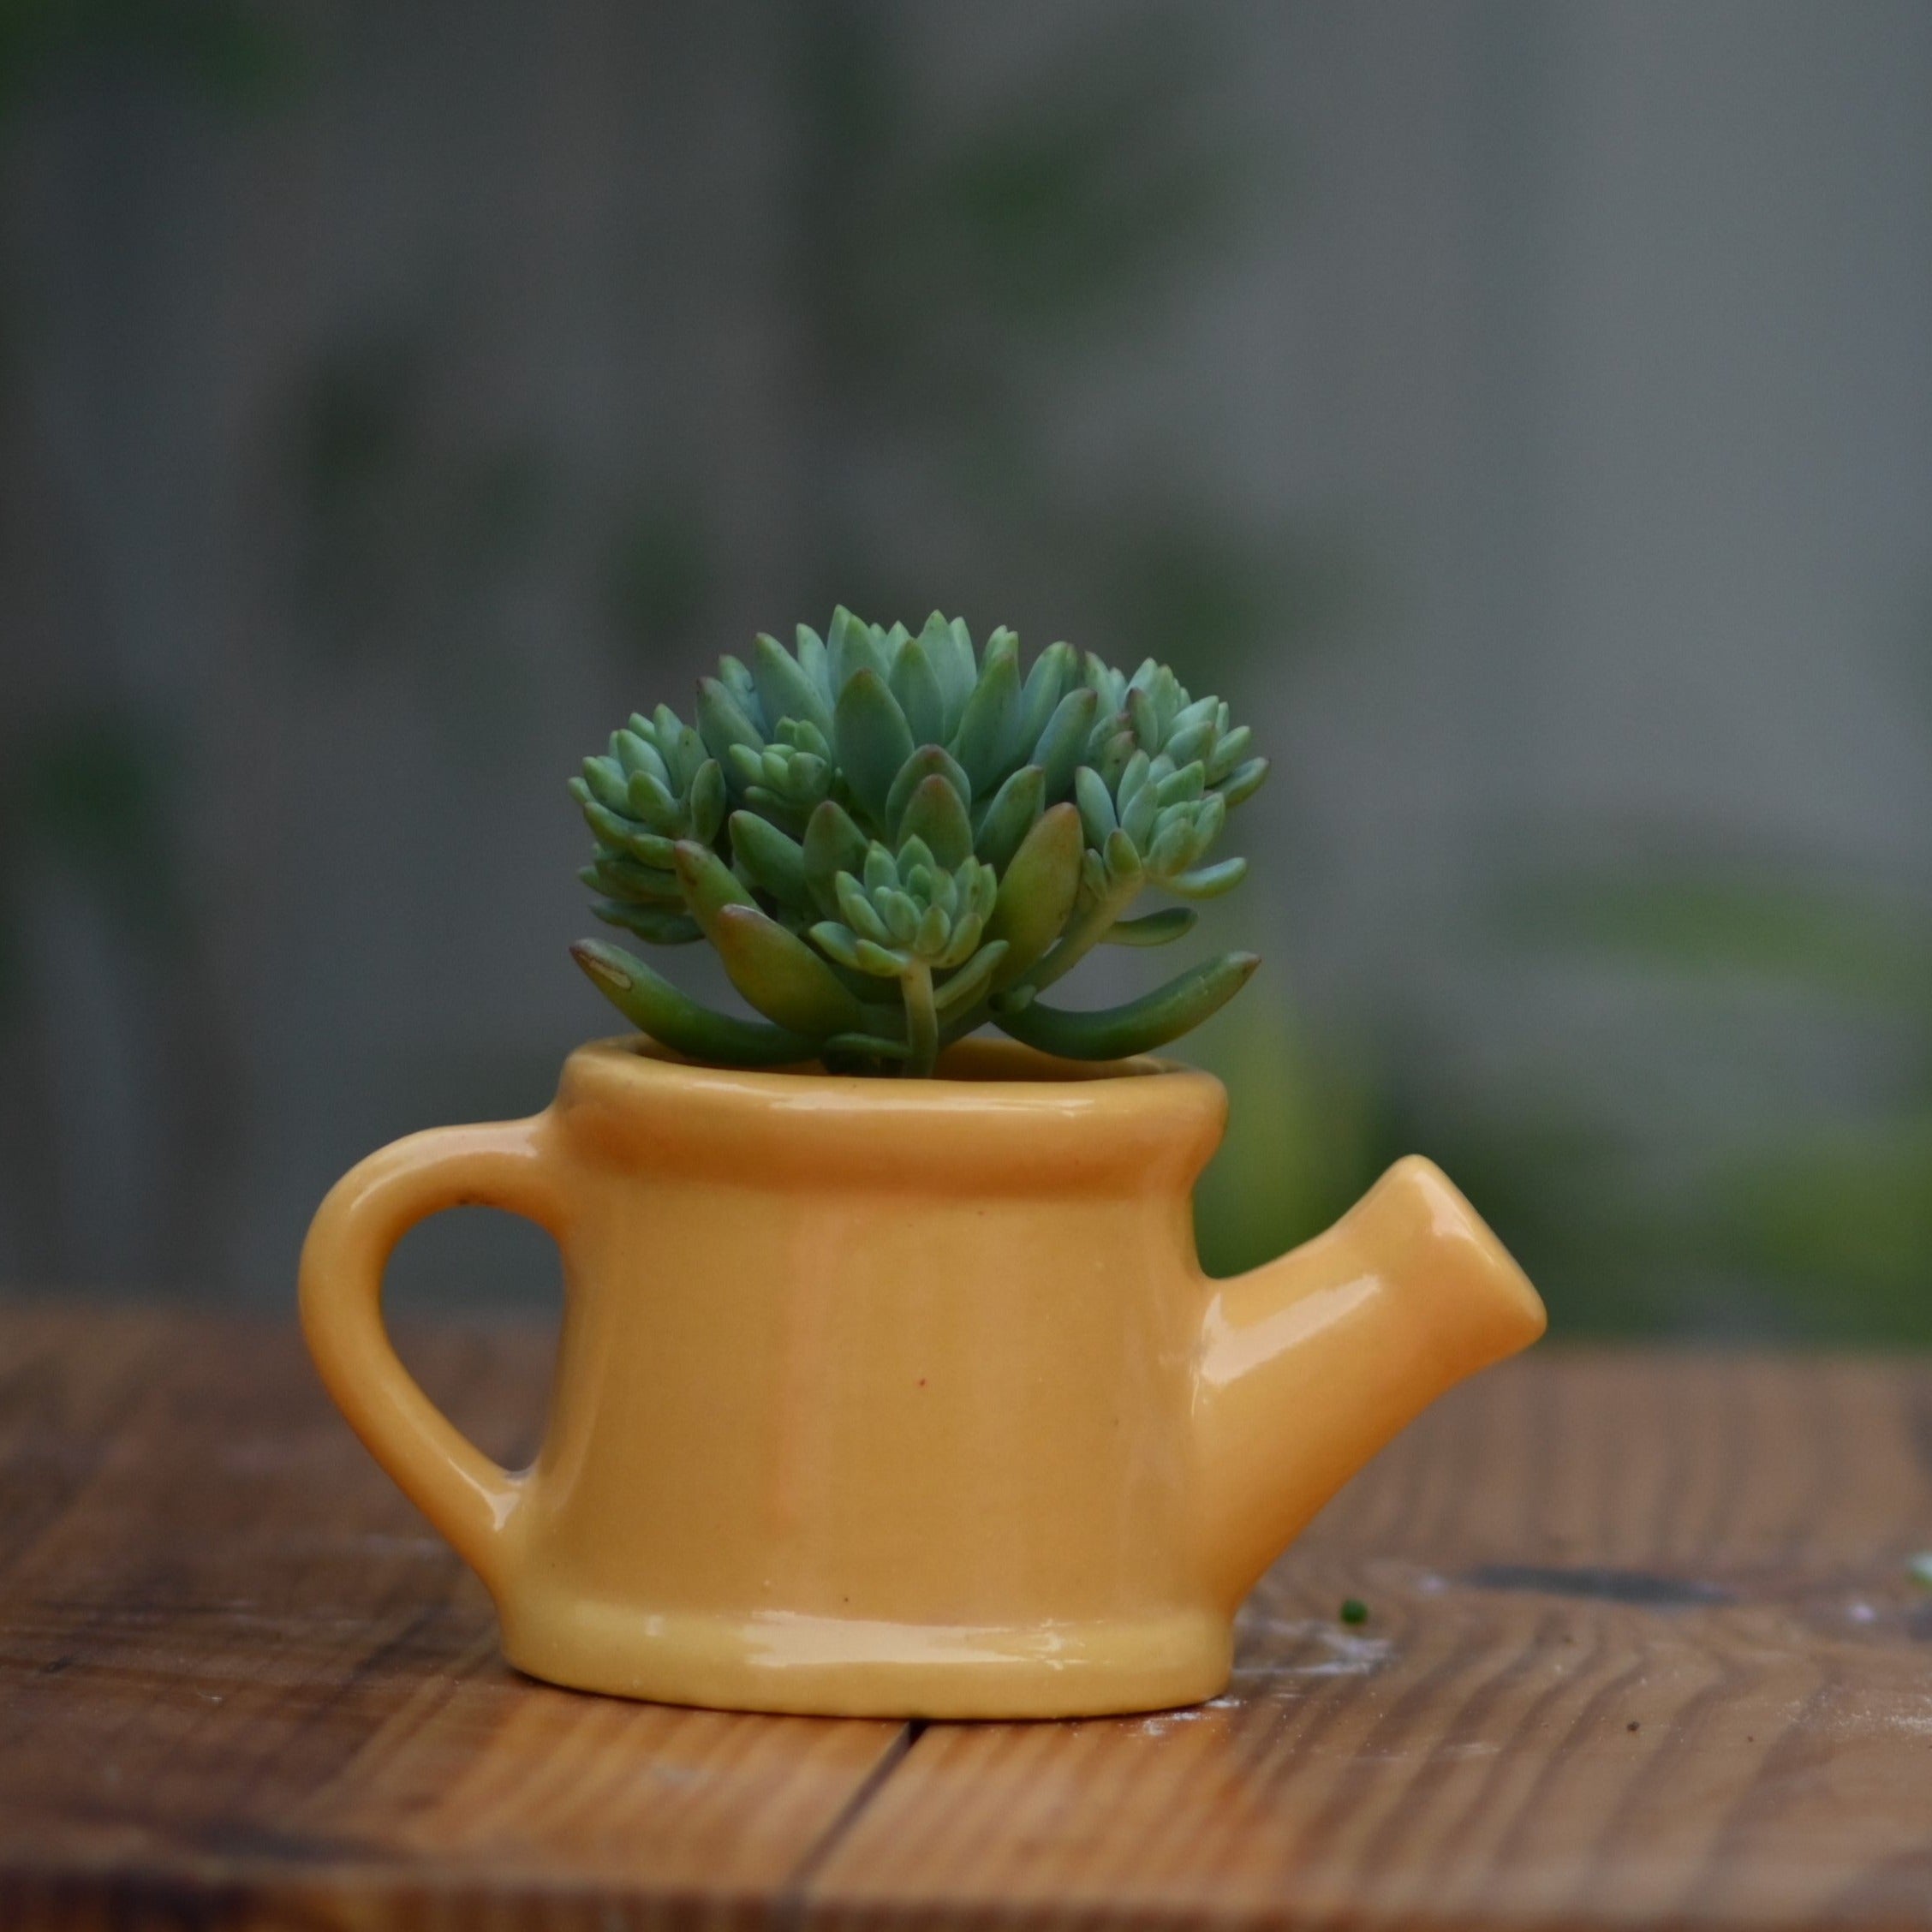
[299,1036,1545,1718]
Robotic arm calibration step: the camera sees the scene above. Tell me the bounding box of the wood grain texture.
[0,1304,907,1929]
[807,1356,1932,1930]
[3,1310,1932,1930]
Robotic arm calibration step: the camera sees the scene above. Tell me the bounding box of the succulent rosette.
[570,608,1268,1076]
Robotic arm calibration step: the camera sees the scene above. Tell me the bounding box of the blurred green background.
[3,2,1929,1343]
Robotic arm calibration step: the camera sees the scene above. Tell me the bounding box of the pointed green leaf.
[689,760,726,842]
[1168,694,1219,738]
[742,787,804,836]
[802,800,870,918]
[1167,855,1247,899]
[834,668,915,825]
[752,632,836,738]
[933,907,984,971]
[1030,686,1099,799]
[593,901,703,945]
[1017,641,1073,752]
[1206,724,1253,784]
[711,903,868,1036]
[1187,790,1225,859]
[582,855,683,906]
[890,639,948,747]
[1147,815,1196,876]
[919,611,976,735]
[975,764,1045,873]
[580,796,676,869]
[951,631,1022,790]
[912,903,949,957]
[1219,755,1269,808]
[855,936,910,976]
[808,921,874,974]
[835,872,892,945]
[1102,907,1198,946]
[991,952,1260,1059]
[571,939,814,1065]
[1074,766,1118,848]
[654,707,707,790]
[1093,728,1137,787]
[730,810,812,913]
[581,756,632,814]
[983,802,1082,987]
[1104,827,1144,889]
[1122,776,1160,849]
[828,605,888,692]
[614,728,671,788]
[934,939,1008,1015]
[879,887,920,945]
[897,772,973,868]
[671,838,756,931]
[885,742,972,831]
[1154,760,1207,808]
[796,623,831,701]
[1165,719,1216,768]
[623,767,684,835]
[695,677,765,775]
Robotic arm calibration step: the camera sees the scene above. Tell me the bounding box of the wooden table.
[3,1306,1931,1929]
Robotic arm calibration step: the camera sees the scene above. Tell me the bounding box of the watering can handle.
[298,1116,569,1595]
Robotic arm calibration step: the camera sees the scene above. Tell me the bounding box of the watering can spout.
[1190,1156,1546,1607]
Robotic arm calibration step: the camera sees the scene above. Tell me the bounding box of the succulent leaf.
[795,623,831,700]
[1032,686,1099,798]
[890,639,948,747]
[802,799,870,917]
[1017,641,1075,751]
[1221,755,1269,808]
[918,611,977,735]
[835,670,915,824]
[1167,855,1248,899]
[897,772,974,869]
[624,767,683,835]
[572,939,815,1065]
[991,952,1260,1060]
[752,632,835,739]
[886,743,972,834]
[983,802,1082,987]
[614,727,671,789]
[696,677,765,777]
[672,838,756,930]
[1103,907,1198,946]
[951,630,1023,791]
[594,901,704,944]
[1074,766,1118,847]
[711,903,870,1035]
[729,811,812,915]
[582,855,683,906]
[934,939,1008,1015]
[975,764,1046,874]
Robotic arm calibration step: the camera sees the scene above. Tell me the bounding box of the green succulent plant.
[569,608,1268,1076]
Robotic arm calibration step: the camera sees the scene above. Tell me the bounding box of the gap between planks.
[775,1719,926,1926]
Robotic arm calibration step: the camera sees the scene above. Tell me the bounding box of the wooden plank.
[806,1354,1932,1931]
[0,1305,907,1929]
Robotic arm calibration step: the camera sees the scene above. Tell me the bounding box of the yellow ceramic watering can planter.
[301,1035,1544,1720]
[301,606,1546,1717]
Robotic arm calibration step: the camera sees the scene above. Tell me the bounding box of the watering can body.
[301,1036,1546,1717]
